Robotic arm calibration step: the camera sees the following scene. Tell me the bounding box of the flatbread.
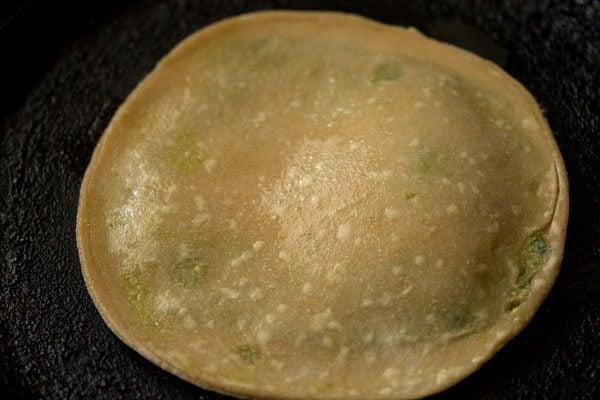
[77,11,568,399]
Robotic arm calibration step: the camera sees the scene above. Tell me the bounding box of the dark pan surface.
[1,1,599,399]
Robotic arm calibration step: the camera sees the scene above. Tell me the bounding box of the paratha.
[77,11,569,399]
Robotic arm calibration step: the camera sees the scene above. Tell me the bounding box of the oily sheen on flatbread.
[77,11,568,400]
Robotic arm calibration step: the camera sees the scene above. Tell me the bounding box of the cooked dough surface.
[77,11,568,399]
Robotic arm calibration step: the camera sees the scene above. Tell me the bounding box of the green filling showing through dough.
[169,251,209,288]
[505,230,549,312]
[517,230,549,288]
[415,146,443,176]
[440,301,485,341]
[123,267,152,309]
[235,343,261,364]
[370,61,403,83]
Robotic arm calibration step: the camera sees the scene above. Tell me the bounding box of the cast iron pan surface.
[1,0,599,399]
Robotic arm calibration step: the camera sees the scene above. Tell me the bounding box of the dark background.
[1,0,599,399]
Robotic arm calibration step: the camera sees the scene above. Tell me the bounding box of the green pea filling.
[505,298,522,312]
[505,230,549,312]
[123,267,151,307]
[316,381,335,392]
[122,267,165,329]
[517,230,548,288]
[414,146,443,176]
[443,303,476,332]
[370,61,403,83]
[245,37,270,54]
[235,343,260,364]
[169,252,209,288]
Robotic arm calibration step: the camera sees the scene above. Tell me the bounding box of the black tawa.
[1,1,599,399]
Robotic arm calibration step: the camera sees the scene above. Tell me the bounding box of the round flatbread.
[77,11,568,399]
